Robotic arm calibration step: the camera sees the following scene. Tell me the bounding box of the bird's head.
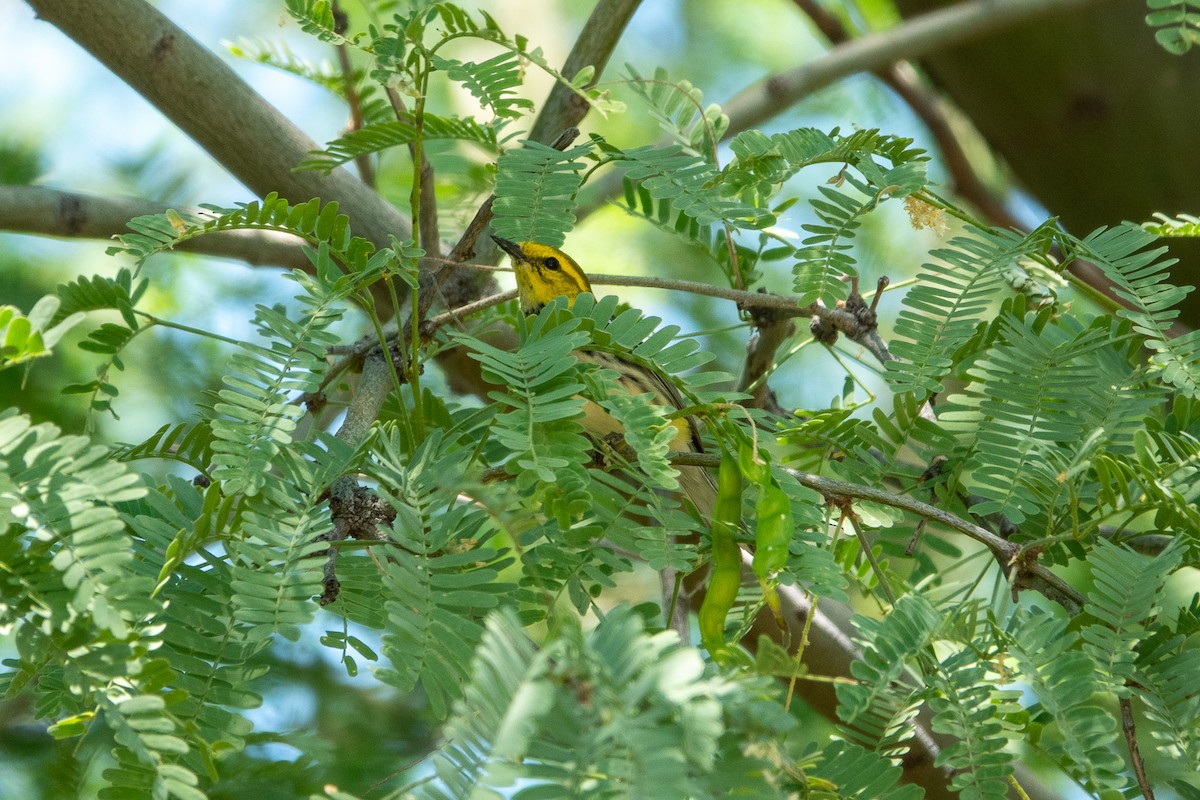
[492,235,592,315]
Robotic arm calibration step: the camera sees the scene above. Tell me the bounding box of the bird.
[490,235,718,521]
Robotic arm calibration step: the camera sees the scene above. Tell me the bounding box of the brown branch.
[736,303,796,412]
[587,271,895,365]
[321,350,400,604]
[331,0,376,188]
[0,185,312,269]
[526,0,642,145]
[1121,695,1157,800]
[787,0,1022,230]
[415,265,897,373]
[722,0,1109,137]
[24,0,410,249]
[670,450,1085,613]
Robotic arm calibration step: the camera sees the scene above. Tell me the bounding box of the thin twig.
[386,86,440,258]
[1121,695,1156,800]
[669,451,1085,613]
[420,266,896,367]
[331,0,375,188]
[841,502,897,605]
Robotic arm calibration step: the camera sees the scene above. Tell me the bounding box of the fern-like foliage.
[210,301,340,497]
[727,126,928,187]
[108,194,401,287]
[887,222,1058,396]
[0,412,211,796]
[625,65,729,156]
[1146,1,1200,54]
[791,181,874,307]
[491,140,594,247]
[409,608,550,798]
[282,0,357,47]
[226,493,329,641]
[1081,538,1185,693]
[714,126,930,305]
[414,605,794,799]
[938,313,1139,525]
[431,50,532,119]
[225,36,345,94]
[366,430,516,718]
[55,268,148,324]
[616,179,767,286]
[116,422,217,475]
[1136,640,1200,773]
[450,303,593,502]
[1009,606,1127,793]
[52,270,152,415]
[928,649,1022,800]
[0,411,147,636]
[1072,223,1200,397]
[810,741,923,800]
[836,595,941,754]
[300,114,500,172]
[102,693,205,800]
[605,141,774,229]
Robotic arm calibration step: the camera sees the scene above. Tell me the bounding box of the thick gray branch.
[0,185,311,269]
[722,0,1110,135]
[729,553,1062,800]
[24,0,410,249]
[526,0,642,145]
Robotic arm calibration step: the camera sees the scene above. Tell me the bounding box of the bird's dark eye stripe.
[544,256,561,271]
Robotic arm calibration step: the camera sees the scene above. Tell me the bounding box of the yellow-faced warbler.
[492,235,717,519]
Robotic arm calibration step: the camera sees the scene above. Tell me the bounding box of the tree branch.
[723,0,1109,136]
[728,552,1063,800]
[526,0,642,145]
[787,0,1023,229]
[23,0,410,249]
[670,450,1085,613]
[331,0,376,189]
[736,305,795,412]
[1120,694,1156,800]
[0,185,311,269]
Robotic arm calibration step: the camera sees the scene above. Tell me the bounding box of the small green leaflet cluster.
[1145,0,1200,54]
[109,194,406,286]
[825,547,1190,800]
[625,64,730,156]
[285,0,618,177]
[492,140,595,247]
[608,123,930,306]
[0,296,83,371]
[1076,224,1200,397]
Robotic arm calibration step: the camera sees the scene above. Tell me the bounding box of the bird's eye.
[544,256,561,271]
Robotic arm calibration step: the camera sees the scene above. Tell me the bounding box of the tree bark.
[24,0,411,250]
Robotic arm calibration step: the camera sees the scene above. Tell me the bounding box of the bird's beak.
[491,235,525,263]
